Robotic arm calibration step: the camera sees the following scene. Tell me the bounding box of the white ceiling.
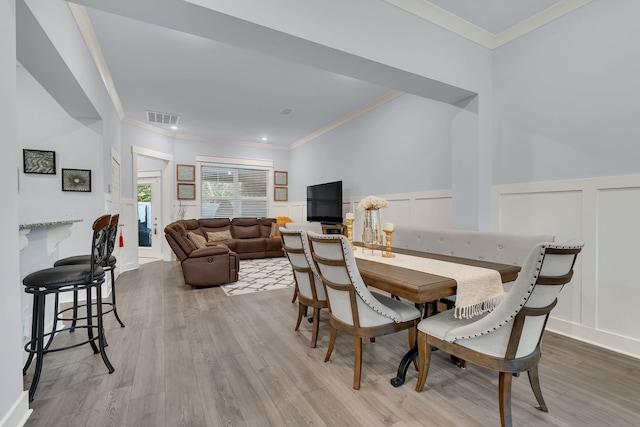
[70,0,587,148]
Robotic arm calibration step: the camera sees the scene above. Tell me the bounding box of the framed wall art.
[176,164,195,182]
[274,170,288,186]
[177,183,196,200]
[62,168,92,192]
[274,186,288,202]
[23,149,56,174]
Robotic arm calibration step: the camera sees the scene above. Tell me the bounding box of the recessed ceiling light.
[170,125,178,130]
[261,137,268,141]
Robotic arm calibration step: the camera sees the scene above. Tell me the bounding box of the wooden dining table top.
[355,247,521,304]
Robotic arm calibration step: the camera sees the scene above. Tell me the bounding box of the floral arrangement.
[357,195,388,210]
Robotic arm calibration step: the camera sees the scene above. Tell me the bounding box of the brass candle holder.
[382,229,395,258]
[345,218,356,250]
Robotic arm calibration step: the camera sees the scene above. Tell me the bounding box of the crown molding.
[385,0,592,49]
[289,90,405,150]
[176,133,289,151]
[493,0,592,48]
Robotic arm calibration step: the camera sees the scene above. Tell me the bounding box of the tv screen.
[307,180,343,224]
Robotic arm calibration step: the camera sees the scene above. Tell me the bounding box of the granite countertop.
[19,219,84,230]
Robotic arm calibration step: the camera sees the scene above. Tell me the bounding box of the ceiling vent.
[146,111,180,125]
[280,108,294,115]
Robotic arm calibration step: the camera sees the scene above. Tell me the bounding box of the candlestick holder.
[382,229,395,258]
[345,218,356,250]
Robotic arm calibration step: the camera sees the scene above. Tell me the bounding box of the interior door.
[137,175,162,259]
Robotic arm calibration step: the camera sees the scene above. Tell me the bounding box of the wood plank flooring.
[23,260,640,426]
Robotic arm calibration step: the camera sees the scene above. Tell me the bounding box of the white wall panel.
[498,190,583,323]
[494,175,640,359]
[596,187,640,340]
[412,196,452,228]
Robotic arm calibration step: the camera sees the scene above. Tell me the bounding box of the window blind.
[201,164,269,219]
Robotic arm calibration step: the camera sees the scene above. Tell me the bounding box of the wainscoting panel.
[412,195,452,228]
[596,187,640,340]
[496,190,583,324]
[493,175,640,359]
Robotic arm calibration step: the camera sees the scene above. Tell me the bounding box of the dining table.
[354,247,521,387]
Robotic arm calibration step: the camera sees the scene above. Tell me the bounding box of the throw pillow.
[187,231,207,249]
[207,230,233,242]
[270,222,281,239]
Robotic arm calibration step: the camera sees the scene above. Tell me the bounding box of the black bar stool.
[52,214,124,331]
[22,214,115,402]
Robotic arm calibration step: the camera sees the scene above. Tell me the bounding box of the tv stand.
[322,224,346,235]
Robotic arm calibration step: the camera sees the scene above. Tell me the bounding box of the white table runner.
[355,250,503,319]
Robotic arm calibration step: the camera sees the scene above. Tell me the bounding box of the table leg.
[390,346,418,387]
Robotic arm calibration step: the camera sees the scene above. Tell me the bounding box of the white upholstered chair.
[284,222,323,303]
[415,241,583,427]
[280,228,328,348]
[307,232,421,390]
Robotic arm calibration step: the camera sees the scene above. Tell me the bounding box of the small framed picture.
[62,168,91,192]
[274,186,288,202]
[177,183,196,200]
[274,170,288,186]
[176,164,195,182]
[23,149,56,174]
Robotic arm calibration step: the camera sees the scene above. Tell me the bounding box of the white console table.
[19,219,84,255]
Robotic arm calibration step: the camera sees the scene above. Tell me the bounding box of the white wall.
[289,93,458,202]
[1,0,30,424]
[492,0,640,184]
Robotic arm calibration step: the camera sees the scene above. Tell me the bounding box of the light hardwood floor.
[23,260,640,426]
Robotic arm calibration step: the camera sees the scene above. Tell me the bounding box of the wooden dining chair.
[280,228,328,348]
[307,232,421,389]
[415,241,583,427]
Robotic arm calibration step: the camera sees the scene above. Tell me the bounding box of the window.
[201,164,269,218]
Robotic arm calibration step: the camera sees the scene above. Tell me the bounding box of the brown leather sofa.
[164,217,283,287]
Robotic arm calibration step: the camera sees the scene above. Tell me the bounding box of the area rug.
[221,257,294,296]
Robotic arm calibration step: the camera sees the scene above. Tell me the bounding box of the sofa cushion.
[207,230,233,242]
[232,218,260,239]
[187,231,207,249]
[259,218,277,238]
[235,237,266,254]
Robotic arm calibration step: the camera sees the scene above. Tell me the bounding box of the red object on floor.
[119,234,124,247]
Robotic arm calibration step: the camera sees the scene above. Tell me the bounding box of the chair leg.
[309,307,320,348]
[28,294,46,402]
[324,326,336,362]
[353,337,362,390]
[291,285,298,303]
[23,296,39,375]
[85,287,100,354]
[415,332,432,392]
[498,371,513,427]
[409,324,418,370]
[95,284,115,374]
[528,364,548,412]
[70,289,81,332]
[44,293,61,351]
[295,303,305,331]
[110,268,125,328]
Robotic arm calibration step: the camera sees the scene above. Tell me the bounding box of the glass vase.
[362,209,382,249]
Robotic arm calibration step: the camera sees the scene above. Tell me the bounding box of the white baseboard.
[547,317,640,360]
[0,391,32,427]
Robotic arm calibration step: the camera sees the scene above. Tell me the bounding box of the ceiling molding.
[289,90,405,150]
[385,0,592,49]
[493,0,592,48]
[68,3,126,119]
[122,117,175,137]
[385,0,495,48]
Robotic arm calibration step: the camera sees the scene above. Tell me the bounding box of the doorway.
[137,172,162,261]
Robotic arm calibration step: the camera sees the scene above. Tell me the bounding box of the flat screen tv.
[307,180,343,224]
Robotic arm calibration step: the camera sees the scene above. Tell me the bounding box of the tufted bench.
[393,227,554,268]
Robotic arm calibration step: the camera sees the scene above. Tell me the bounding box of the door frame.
[137,171,162,259]
[132,146,174,263]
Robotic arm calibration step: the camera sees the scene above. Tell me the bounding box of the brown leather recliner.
[164,221,239,287]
